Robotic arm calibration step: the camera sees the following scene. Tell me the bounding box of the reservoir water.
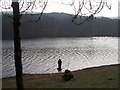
[2,37,119,78]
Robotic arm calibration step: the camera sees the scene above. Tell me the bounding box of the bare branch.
[34,0,48,22]
[20,1,32,13]
[72,0,85,22]
[71,0,111,25]
[0,0,111,24]
[19,0,25,11]
[0,6,11,10]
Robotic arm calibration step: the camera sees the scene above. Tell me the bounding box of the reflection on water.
[2,37,119,77]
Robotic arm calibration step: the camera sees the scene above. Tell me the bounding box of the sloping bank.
[2,64,119,88]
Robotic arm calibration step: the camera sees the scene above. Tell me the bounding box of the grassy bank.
[2,64,119,88]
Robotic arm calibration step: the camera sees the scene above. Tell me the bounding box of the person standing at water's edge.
[57,59,62,71]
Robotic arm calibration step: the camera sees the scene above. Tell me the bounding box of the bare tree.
[0,0,110,89]
[12,2,23,90]
[1,0,48,90]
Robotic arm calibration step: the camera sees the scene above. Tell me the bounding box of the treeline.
[2,13,119,40]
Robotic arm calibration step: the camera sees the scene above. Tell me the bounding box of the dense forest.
[2,13,119,40]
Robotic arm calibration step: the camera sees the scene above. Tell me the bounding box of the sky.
[0,0,119,18]
[94,0,118,17]
[43,0,118,18]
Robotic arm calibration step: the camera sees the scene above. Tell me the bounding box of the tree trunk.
[12,2,23,90]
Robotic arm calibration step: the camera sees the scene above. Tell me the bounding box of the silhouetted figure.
[62,69,74,81]
[57,59,62,71]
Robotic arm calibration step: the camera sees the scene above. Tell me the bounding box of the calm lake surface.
[2,37,119,78]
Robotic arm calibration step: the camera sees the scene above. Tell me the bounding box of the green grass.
[2,64,119,89]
